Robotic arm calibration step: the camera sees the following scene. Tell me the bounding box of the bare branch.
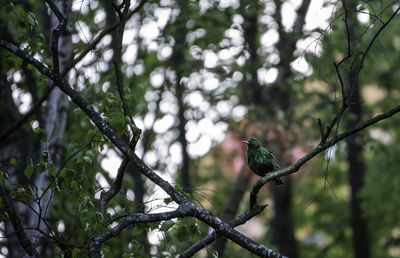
[179,204,268,258]
[250,2,400,208]
[112,0,141,138]
[317,118,324,139]
[250,103,400,207]
[89,204,190,257]
[342,0,352,59]
[0,85,55,142]
[65,0,147,76]
[0,39,285,258]
[99,138,135,215]
[357,6,400,76]
[0,38,186,204]
[45,0,67,75]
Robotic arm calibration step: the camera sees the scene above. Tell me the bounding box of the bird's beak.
[242,140,249,144]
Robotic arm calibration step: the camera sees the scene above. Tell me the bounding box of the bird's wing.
[257,148,278,169]
[266,150,280,170]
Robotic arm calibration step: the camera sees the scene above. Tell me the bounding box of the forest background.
[1,0,400,257]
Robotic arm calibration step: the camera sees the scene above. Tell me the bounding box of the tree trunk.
[170,0,191,191]
[344,2,371,255]
[0,59,36,258]
[211,170,252,256]
[345,78,370,258]
[270,177,298,257]
[126,161,150,254]
[33,1,72,255]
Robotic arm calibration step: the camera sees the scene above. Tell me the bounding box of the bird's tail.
[274,178,284,185]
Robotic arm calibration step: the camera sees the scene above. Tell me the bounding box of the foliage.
[1,0,400,257]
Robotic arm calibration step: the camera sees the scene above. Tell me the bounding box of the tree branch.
[357,6,400,76]
[45,0,67,75]
[250,2,400,207]
[250,103,400,207]
[0,39,285,258]
[0,184,40,257]
[179,204,268,258]
[112,0,141,138]
[89,204,190,257]
[0,85,55,142]
[99,137,135,215]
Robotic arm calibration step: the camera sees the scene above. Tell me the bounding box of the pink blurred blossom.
[221,134,243,153]
[291,145,306,164]
[233,156,244,172]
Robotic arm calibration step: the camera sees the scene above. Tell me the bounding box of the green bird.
[243,138,284,185]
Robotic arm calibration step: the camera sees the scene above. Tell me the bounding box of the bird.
[243,137,284,185]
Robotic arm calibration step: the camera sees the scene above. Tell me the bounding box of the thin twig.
[250,103,400,207]
[0,85,55,141]
[112,0,140,137]
[45,0,67,75]
[357,6,400,76]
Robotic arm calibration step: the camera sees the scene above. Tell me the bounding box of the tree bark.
[170,0,191,191]
[0,14,38,257]
[33,1,72,255]
[345,79,370,258]
[211,170,252,256]
[344,2,371,256]
[270,177,298,257]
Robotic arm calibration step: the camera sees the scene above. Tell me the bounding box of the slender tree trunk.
[270,177,298,258]
[176,74,190,190]
[170,0,191,191]
[266,1,310,256]
[0,11,38,257]
[211,170,252,256]
[126,161,150,254]
[0,61,36,258]
[32,1,72,255]
[344,2,370,255]
[345,77,370,258]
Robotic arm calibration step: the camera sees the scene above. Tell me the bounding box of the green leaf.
[148,222,160,230]
[133,223,145,234]
[174,184,183,192]
[164,197,173,205]
[49,165,57,176]
[37,164,46,173]
[160,220,175,232]
[41,152,49,163]
[26,185,34,197]
[71,180,78,189]
[27,63,35,70]
[26,11,37,26]
[33,127,44,134]
[17,187,25,193]
[24,158,34,179]
[4,180,12,191]
[208,249,219,258]
[103,245,110,253]
[71,248,80,258]
[40,185,47,193]
[184,192,191,200]
[85,150,95,158]
[83,156,92,163]
[10,158,18,166]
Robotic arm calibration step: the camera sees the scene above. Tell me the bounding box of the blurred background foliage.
[1,0,400,257]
